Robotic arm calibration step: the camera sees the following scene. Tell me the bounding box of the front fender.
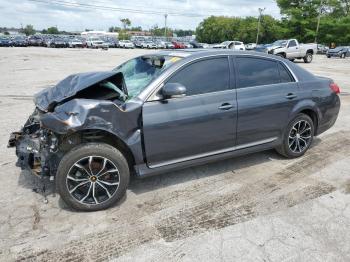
[39,99,144,164]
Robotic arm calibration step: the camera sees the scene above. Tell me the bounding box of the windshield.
[272,40,287,47]
[114,55,182,99]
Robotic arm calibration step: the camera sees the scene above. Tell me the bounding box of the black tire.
[56,143,130,211]
[327,55,331,58]
[341,53,346,59]
[289,59,295,62]
[303,52,313,63]
[276,114,314,158]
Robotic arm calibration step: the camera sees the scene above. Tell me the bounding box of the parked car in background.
[119,40,135,49]
[189,40,204,48]
[141,41,157,49]
[28,36,44,46]
[317,44,329,54]
[254,44,270,53]
[86,37,108,49]
[68,38,84,48]
[49,37,67,48]
[265,39,317,63]
[212,41,246,50]
[172,41,186,49]
[8,50,340,211]
[103,37,119,48]
[164,42,175,49]
[133,40,143,48]
[0,37,12,47]
[12,36,28,47]
[155,41,166,49]
[182,42,192,48]
[326,46,349,58]
[245,43,257,50]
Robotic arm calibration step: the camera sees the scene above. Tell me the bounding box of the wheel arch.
[275,52,286,58]
[289,104,320,135]
[60,129,136,172]
[298,109,318,134]
[306,49,314,55]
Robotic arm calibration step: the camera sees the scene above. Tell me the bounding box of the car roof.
[151,49,287,61]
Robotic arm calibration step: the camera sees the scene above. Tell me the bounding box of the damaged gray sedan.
[8,50,340,211]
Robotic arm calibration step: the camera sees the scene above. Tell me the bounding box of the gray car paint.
[9,50,340,179]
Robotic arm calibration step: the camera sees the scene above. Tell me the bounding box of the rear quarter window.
[278,63,294,83]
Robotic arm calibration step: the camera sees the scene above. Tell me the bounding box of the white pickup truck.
[266,39,317,63]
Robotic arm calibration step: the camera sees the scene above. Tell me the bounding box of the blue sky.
[0,0,281,31]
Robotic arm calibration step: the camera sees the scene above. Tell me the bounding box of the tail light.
[330,83,340,94]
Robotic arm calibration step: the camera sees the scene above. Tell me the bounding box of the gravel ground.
[0,48,349,262]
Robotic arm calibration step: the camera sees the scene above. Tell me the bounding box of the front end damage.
[8,70,142,179]
[8,109,60,177]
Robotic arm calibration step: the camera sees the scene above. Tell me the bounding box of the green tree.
[276,0,350,43]
[46,26,59,34]
[195,15,286,44]
[22,24,35,36]
[120,18,131,30]
[118,31,130,40]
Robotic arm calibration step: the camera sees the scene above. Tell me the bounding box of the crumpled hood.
[34,71,120,111]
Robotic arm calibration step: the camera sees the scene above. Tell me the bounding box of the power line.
[27,0,213,17]
[91,0,224,14]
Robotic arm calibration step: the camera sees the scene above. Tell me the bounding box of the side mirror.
[161,83,186,99]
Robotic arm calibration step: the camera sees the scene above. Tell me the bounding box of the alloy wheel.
[288,120,312,153]
[66,156,120,205]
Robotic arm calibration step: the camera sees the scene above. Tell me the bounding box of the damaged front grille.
[8,109,59,177]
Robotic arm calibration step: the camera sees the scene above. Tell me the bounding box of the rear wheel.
[276,114,314,158]
[303,52,313,63]
[56,143,130,211]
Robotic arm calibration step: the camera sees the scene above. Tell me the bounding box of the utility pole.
[164,14,168,39]
[256,7,265,45]
[315,0,324,43]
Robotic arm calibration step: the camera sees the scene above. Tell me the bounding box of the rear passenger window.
[278,63,294,83]
[236,57,279,88]
[167,57,230,96]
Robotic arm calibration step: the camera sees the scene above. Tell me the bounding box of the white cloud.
[0,0,280,31]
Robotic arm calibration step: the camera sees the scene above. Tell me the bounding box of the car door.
[287,40,299,58]
[142,56,237,168]
[234,56,300,146]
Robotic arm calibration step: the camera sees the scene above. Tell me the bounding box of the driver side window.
[288,40,297,48]
[166,57,230,96]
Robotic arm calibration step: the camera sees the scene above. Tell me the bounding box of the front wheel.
[56,143,130,211]
[276,114,314,158]
[303,53,313,63]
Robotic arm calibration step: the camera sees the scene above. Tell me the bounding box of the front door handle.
[218,103,233,110]
[285,93,297,100]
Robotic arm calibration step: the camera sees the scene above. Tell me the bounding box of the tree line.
[196,0,350,45]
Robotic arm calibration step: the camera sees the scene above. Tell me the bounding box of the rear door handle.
[218,103,233,110]
[285,93,297,99]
